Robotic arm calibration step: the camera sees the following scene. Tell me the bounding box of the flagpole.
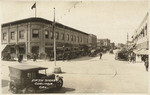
[53,8,56,66]
[35,2,36,17]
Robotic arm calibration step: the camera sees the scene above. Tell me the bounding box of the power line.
[57,1,82,22]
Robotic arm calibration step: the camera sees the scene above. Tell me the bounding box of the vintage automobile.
[109,49,114,54]
[8,65,63,93]
[115,49,128,61]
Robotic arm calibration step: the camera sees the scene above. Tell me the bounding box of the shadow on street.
[2,79,9,87]
[41,87,75,93]
[70,56,97,61]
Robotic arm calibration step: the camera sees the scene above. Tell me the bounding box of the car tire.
[9,81,17,94]
[25,86,36,93]
[56,78,63,89]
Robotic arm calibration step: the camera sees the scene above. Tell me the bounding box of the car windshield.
[38,69,46,75]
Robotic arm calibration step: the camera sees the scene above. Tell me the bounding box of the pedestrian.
[18,53,22,63]
[132,53,136,63]
[33,53,37,61]
[27,53,30,60]
[99,52,102,59]
[20,53,23,62]
[67,53,70,61]
[128,53,131,62]
[144,56,149,71]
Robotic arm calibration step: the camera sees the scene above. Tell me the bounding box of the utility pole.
[53,8,56,66]
[127,32,129,49]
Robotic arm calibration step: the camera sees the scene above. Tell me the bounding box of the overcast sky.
[1,0,148,44]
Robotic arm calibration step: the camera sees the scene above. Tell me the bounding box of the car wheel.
[25,86,36,93]
[9,81,17,94]
[56,78,63,89]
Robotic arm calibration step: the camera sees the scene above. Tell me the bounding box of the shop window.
[19,30,24,39]
[11,31,15,40]
[31,46,39,54]
[45,30,49,38]
[32,29,39,38]
[19,47,25,54]
[3,32,7,40]
[10,47,16,54]
[45,48,52,54]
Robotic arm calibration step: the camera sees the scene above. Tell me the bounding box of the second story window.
[19,30,24,39]
[61,33,64,40]
[74,36,76,42]
[11,31,15,40]
[45,30,49,39]
[32,29,39,38]
[56,32,59,40]
[3,33,7,40]
[78,37,80,42]
[67,34,69,41]
[80,37,82,42]
[50,31,53,39]
[71,35,73,41]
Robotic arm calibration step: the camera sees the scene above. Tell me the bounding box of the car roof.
[9,65,48,71]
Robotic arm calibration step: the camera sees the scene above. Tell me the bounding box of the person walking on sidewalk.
[18,53,23,63]
[144,56,149,71]
[99,52,103,59]
[33,53,37,61]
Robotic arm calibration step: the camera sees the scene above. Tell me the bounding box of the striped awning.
[134,49,149,55]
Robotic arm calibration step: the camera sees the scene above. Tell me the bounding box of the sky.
[0,0,149,44]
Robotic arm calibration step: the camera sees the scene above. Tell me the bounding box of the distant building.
[131,13,149,55]
[97,39,111,51]
[1,17,97,59]
[88,34,97,49]
[117,43,126,49]
[110,42,115,50]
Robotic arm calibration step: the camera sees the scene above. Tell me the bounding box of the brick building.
[1,17,96,59]
[88,34,97,50]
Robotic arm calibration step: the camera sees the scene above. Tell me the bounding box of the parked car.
[115,50,128,61]
[109,50,114,54]
[88,49,97,57]
[8,65,63,94]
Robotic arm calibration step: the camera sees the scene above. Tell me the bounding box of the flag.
[31,3,36,9]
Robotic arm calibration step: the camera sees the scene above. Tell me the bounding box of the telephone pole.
[53,8,56,66]
[127,32,129,49]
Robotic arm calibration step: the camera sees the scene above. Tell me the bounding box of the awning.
[134,49,149,55]
[133,49,139,54]
[91,49,96,53]
[1,44,9,53]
